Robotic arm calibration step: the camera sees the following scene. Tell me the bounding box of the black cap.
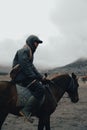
[26,35,43,45]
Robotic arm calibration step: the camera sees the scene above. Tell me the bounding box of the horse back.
[0,81,17,108]
[0,81,13,91]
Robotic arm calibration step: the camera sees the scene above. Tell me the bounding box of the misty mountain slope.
[0,58,87,76]
[48,58,87,76]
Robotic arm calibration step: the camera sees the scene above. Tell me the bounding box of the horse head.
[66,73,79,103]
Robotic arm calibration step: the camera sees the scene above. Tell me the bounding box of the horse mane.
[49,73,69,80]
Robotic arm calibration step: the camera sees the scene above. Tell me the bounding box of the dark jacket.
[12,45,43,85]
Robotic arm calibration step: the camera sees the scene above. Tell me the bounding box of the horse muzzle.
[71,97,79,103]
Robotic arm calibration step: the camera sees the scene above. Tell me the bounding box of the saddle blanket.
[16,84,45,107]
[16,84,32,106]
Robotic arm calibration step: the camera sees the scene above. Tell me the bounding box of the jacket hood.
[26,35,43,53]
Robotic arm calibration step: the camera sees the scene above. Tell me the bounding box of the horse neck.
[51,85,66,103]
[51,75,70,102]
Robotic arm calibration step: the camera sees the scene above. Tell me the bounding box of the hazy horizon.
[0,57,87,70]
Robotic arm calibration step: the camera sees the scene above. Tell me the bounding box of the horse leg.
[38,116,50,130]
[44,116,50,130]
[0,111,8,130]
[38,117,44,130]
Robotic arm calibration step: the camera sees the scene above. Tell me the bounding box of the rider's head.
[26,35,43,53]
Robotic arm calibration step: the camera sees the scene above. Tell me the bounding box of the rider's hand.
[41,77,47,84]
[41,77,52,85]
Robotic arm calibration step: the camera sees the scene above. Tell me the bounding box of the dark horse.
[0,73,79,130]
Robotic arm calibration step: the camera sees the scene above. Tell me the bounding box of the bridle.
[67,76,76,92]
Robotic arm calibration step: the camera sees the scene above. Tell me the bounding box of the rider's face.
[34,42,39,48]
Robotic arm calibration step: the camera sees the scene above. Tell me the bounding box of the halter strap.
[67,77,75,91]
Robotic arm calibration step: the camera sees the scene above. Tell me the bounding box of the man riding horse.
[10,35,46,122]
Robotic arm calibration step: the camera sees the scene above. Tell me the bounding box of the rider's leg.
[20,95,39,123]
[20,81,44,123]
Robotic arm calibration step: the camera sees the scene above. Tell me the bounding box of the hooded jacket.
[12,44,43,85]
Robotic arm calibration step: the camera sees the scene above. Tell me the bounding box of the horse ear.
[72,73,76,79]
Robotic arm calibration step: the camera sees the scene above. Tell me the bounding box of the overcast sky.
[0,0,87,69]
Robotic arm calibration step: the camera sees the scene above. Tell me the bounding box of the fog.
[0,0,87,69]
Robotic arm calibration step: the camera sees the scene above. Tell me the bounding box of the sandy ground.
[0,75,87,130]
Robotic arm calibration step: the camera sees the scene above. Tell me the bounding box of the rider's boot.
[19,95,40,123]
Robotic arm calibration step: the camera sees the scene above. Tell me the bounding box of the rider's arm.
[32,64,43,80]
[18,48,42,80]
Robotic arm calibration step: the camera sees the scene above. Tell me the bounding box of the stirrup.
[26,113,34,123]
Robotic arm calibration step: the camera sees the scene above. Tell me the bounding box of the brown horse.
[0,73,79,130]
